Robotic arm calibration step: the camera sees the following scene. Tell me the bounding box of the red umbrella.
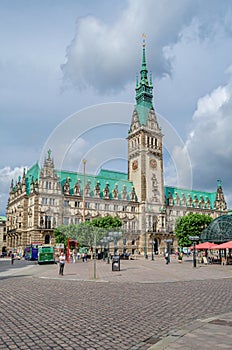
[195,242,218,250]
[213,241,232,249]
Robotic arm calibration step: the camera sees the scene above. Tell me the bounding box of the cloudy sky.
[1,0,232,214]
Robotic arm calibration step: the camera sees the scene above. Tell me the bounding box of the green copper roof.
[57,168,135,200]
[165,186,217,209]
[26,163,40,195]
[0,216,6,222]
[24,164,136,201]
[98,169,128,181]
[26,163,40,181]
[23,160,219,207]
[135,39,153,125]
[135,105,151,126]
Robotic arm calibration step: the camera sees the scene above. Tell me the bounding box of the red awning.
[195,242,218,250]
[213,241,232,249]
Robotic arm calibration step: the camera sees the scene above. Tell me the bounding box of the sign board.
[56,243,64,249]
[189,236,199,241]
[183,247,191,254]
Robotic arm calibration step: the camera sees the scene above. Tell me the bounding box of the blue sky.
[1,0,232,214]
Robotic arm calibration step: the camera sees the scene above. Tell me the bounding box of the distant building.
[0,216,7,256]
[6,40,227,256]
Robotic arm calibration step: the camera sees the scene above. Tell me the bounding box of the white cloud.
[0,166,25,214]
[193,86,230,120]
[61,0,194,93]
[185,74,232,206]
[2,0,232,214]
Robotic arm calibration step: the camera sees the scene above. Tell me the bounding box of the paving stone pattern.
[0,258,232,349]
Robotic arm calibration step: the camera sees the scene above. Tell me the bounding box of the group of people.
[72,250,88,263]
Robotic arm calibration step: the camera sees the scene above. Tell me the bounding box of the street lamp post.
[103,236,111,264]
[102,237,109,261]
[189,236,199,268]
[82,159,86,222]
[123,238,127,255]
[93,233,96,279]
[109,231,122,256]
[151,222,156,261]
[100,239,104,260]
[151,232,154,261]
[144,230,148,259]
[107,237,111,264]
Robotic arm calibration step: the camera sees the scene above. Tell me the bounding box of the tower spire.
[141,34,148,83]
[135,35,154,124]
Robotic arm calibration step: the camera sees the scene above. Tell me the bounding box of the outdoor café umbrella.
[194,242,218,250]
[213,241,232,249]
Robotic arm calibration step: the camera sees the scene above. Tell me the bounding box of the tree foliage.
[174,213,213,247]
[90,216,122,229]
[54,215,122,248]
[54,227,68,247]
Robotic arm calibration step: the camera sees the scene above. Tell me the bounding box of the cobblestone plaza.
[1,257,232,349]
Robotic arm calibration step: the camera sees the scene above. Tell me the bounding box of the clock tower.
[128,38,165,215]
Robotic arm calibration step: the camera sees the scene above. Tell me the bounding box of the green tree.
[174,213,212,248]
[54,215,123,248]
[53,226,69,247]
[90,216,122,229]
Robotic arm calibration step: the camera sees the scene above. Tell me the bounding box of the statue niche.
[122,185,127,200]
[74,179,81,196]
[130,187,136,201]
[104,183,110,199]
[94,181,101,197]
[112,184,118,199]
[63,177,70,195]
[85,180,91,197]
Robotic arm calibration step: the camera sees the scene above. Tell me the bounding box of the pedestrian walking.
[165,252,169,264]
[11,252,14,265]
[59,252,66,275]
[72,249,76,263]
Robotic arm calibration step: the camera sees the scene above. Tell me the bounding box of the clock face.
[150,158,157,168]
[132,160,138,171]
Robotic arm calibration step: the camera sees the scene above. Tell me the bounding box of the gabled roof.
[26,162,40,194]
[26,162,40,181]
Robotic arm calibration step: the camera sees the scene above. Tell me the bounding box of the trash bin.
[112,255,120,271]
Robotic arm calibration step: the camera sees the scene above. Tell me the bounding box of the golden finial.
[142,33,146,47]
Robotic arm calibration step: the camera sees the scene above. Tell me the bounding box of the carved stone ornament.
[150,158,157,168]
[113,184,118,199]
[132,160,138,171]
